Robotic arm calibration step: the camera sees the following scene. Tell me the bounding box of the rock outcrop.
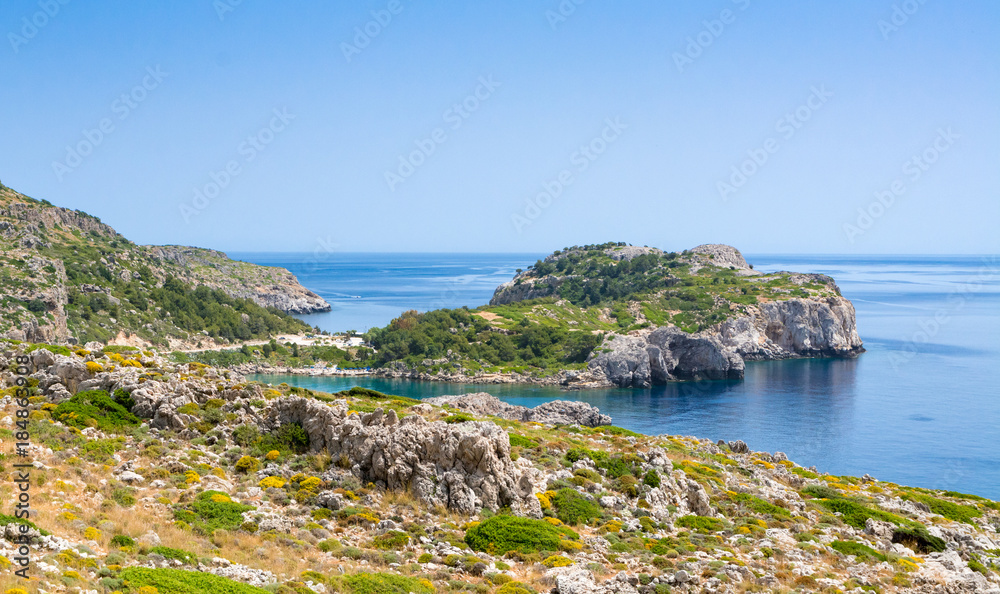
[266,396,540,515]
[422,392,612,427]
[587,296,862,387]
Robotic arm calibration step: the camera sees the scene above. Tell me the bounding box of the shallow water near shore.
[239,253,1000,499]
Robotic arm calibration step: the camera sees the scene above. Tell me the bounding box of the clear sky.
[1,1,997,254]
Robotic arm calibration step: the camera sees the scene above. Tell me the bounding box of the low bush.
[729,492,791,518]
[150,546,198,565]
[51,390,139,432]
[338,572,435,594]
[552,488,603,525]
[814,498,907,530]
[830,540,887,562]
[119,567,270,593]
[173,490,254,535]
[675,515,724,533]
[901,491,982,524]
[509,434,537,448]
[371,530,410,550]
[464,515,579,555]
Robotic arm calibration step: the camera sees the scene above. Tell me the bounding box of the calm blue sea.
[233,252,1000,499]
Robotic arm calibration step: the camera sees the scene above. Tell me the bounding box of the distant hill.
[0,182,329,347]
[366,241,864,386]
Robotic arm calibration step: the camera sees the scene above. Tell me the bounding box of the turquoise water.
[237,253,1000,499]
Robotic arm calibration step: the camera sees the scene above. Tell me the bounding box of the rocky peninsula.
[367,242,863,388]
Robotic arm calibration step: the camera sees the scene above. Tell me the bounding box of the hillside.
[1,342,997,593]
[0,182,329,348]
[363,242,863,387]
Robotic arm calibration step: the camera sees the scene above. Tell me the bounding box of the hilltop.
[0,182,329,348]
[1,341,997,593]
[356,242,863,387]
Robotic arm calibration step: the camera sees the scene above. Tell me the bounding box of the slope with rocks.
[0,182,329,347]
[1,339,997,593]
[367,242,863,387]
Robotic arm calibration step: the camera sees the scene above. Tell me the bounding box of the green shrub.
[495,582,535,594]
[464,515,579,555]
[675,515,724,533]
[52,390,140,432]
[800,485,842,500]
[27,343,72,356]
[110,534,136,548]
[643,470,661,488]
[902,492,982,524]
[830,540,887,562]
[150,546,198,565]
[552,488,603,525]
[119,567,270,593]
[443,413,475,424]
[173,490,254,535]
[730,492,791,518]
[371,530,410,550]
[509,434,537,449]
[891,525,947,553]
[80,438,126,463]
[0,513,50,536]
[814,498,907,530]
[339,572,435,594]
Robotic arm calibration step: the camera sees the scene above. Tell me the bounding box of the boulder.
[423,392,611,427]
[266,396,540,515]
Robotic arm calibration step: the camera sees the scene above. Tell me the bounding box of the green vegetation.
[551,488,604,525]
[900,490,982,524]
[371,530,410,550]
[675,515,724,533]
[813,497,909,530]
[509,434,537,449]
[173,490,254,534]
[119,567,271,594]
[728,492,791,518]
[150,545,198,564]
[338,572,435,594]
[464,515,579,554]
[830,540,887,562]
[51,389,140,432]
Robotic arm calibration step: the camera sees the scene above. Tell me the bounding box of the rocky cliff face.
[146,246,330,314]
[587,295,863,387]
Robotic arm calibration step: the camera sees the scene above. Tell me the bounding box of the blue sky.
[1,1,997,254]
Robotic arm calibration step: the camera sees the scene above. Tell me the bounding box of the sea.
[232,252,1000,500]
